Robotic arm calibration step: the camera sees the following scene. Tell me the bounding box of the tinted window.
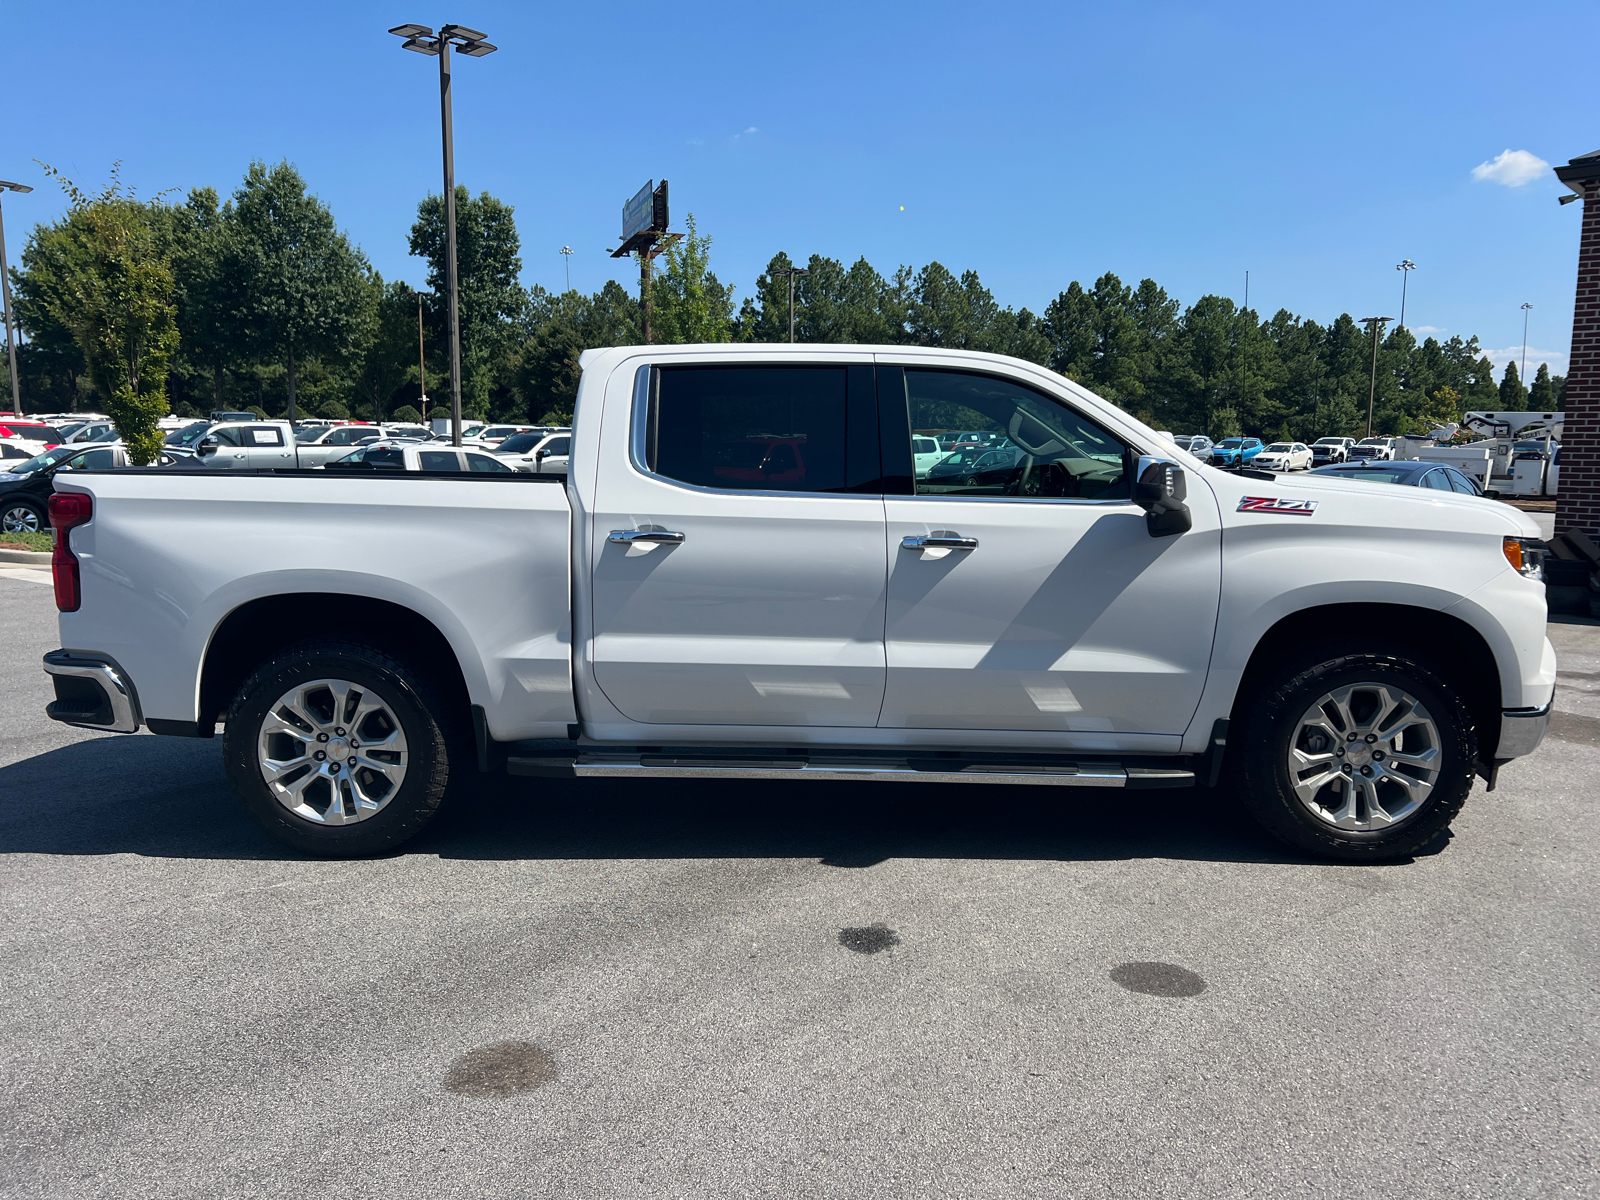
[326,427,363,445]
[366,448,405,469]
[650,366,847,493]
[1447,470,1480,495]
[419,450,461,471]
[212,427,241,447]
[498,432,542,453]
[326,448,366,468]
[1420,469,1451,490]
[905,369,1129,500]
[466,452,513,472]
[544,437,570,456]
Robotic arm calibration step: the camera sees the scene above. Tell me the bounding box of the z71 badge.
[1237,496,1318,515]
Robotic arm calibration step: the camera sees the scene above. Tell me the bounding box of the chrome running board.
[506,747,1194,789]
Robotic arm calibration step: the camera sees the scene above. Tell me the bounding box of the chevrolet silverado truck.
[40,345,1554,861]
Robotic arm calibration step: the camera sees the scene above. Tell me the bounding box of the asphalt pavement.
[2,565,1597,1199]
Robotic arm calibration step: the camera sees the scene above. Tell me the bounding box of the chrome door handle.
[609,529,685,545]
[901,534,978,551]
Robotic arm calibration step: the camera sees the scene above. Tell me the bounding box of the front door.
[589,360,889,727]
[878,363,1220,738]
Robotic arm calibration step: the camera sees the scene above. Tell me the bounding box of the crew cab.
[1311,437,1356,466]
[40,345,1554,864]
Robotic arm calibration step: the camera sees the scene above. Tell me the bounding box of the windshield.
[1265,443,1294,452]
[1315,438,1342,445]
[497,432,543,453]
[10,445,79,475]
[165,421,212,447]
[1358,438,1385,445]
[1219,439,1244,448]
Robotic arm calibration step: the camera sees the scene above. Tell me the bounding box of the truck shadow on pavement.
[0,732,1428,867]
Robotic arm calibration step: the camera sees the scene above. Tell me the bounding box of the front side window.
[646,366,848,493]
[544,437,571,457]
[466,452,512,472]
[904,369,1129,500]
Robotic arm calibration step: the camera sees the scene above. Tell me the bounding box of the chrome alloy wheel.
[257,678,409,825]
[1287,682,1441,831]
[2,503,40,533]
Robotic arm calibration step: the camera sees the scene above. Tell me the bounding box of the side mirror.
[536,448,549,459]
[1134,456,1192,538]
[198,436,219,455]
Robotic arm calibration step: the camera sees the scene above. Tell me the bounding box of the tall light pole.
[1396,260,1416,330]
[389,22,497,447]
[1360,316,1393,439]
[0,180,33,418]
[559,245,574,292]
[411,289,432,414]
[772,265,809,343]
[1520,302,1534,386]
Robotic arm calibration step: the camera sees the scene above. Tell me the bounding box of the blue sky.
[11,0,1596,380]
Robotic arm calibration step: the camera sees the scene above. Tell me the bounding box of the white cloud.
[1410,325,1445,335]
[1480,345,1570,378]
[1471,149,1550,187]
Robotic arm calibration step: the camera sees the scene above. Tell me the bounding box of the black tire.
[1,497,45,535]
[223,640,453,856]
[1231,645,1476,862]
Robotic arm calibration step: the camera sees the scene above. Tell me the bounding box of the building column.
[1555,151,1600,537]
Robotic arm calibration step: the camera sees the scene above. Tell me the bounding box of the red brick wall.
[1556,178,1600,537]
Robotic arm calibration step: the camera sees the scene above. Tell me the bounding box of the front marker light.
[1503,537,1544,581]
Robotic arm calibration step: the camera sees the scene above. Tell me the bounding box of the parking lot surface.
[2,568,1597,1199]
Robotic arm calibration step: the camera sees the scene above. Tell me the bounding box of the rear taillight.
[49,491,93,612]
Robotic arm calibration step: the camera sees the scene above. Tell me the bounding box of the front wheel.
[1232,647,1476,861]
[223,641,453,856]
[2,497,44,534]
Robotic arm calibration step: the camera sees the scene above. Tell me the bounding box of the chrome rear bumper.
[42,650,142,733]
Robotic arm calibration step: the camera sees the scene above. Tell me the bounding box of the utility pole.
[389,22,497,447]
[1360,316,1393,439]
[0,181,33,417]
[1396,260,1416,329]
[640,250,654,344]
[1244,270,1248,313]
[772,265,810,342]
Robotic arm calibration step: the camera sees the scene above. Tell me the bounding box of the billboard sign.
[622,181,653,241]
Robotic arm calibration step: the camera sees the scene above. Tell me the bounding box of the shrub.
[391,405,423,423]
[319,400,350,421]
[427,407,450,420]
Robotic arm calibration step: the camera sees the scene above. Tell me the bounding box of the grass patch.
[0,531,52,552]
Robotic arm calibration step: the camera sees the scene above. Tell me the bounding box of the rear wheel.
[1233,647,1476,861]
[223,641,452,856]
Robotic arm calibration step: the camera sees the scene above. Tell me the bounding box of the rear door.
[240,424,294,468]
[535,435,571,475]
[587,358,889,727]
[877,361,1221,738]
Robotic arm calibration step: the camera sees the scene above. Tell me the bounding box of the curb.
[0,547,51,566]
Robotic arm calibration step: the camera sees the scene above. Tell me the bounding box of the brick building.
[1555,149,1600,537]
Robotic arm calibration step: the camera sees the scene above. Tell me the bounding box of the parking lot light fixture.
[1360,316,1394,439]
[1521,303,1534,384]
[0,180,33,418]
[388,21,498,447]
[771,265,810,343]
[1396,260,1416,329]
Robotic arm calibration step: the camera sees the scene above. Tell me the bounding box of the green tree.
[1529,362,1556,409]
[36,165,178,462]
[1498,360,1527,408]
[651,214,735,344]
[517,280,641,423]
[409,187,527,418]
[227,161,370,420]
[167,186,241,409]
[353,277,421,422]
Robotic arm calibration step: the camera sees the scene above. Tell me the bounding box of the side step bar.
[506,747,1194,790]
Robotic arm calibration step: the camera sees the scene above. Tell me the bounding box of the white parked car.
[41,343,1552,867]
[912,435,945,477]
[493,430,571,474]
[323,443,518,473]
[1253,442,1313,472]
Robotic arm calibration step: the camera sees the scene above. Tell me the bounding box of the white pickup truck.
[40,345,1554,862]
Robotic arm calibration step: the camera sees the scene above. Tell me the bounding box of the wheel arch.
[1233,602,1502,758]
[198,593,473,736]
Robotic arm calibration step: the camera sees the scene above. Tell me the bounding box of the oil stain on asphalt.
[444,1041,558,1097]
[839,924,901,954]
[1110,962,1206,997]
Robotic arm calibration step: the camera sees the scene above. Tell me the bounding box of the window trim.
[627,361,877,501]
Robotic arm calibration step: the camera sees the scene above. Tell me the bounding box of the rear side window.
[466,452,512,472]
[1448,470,1479,495]
[419,450,461,471]
[366,448,405,469]
[245,426,284,447]
[647,366,848,493]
